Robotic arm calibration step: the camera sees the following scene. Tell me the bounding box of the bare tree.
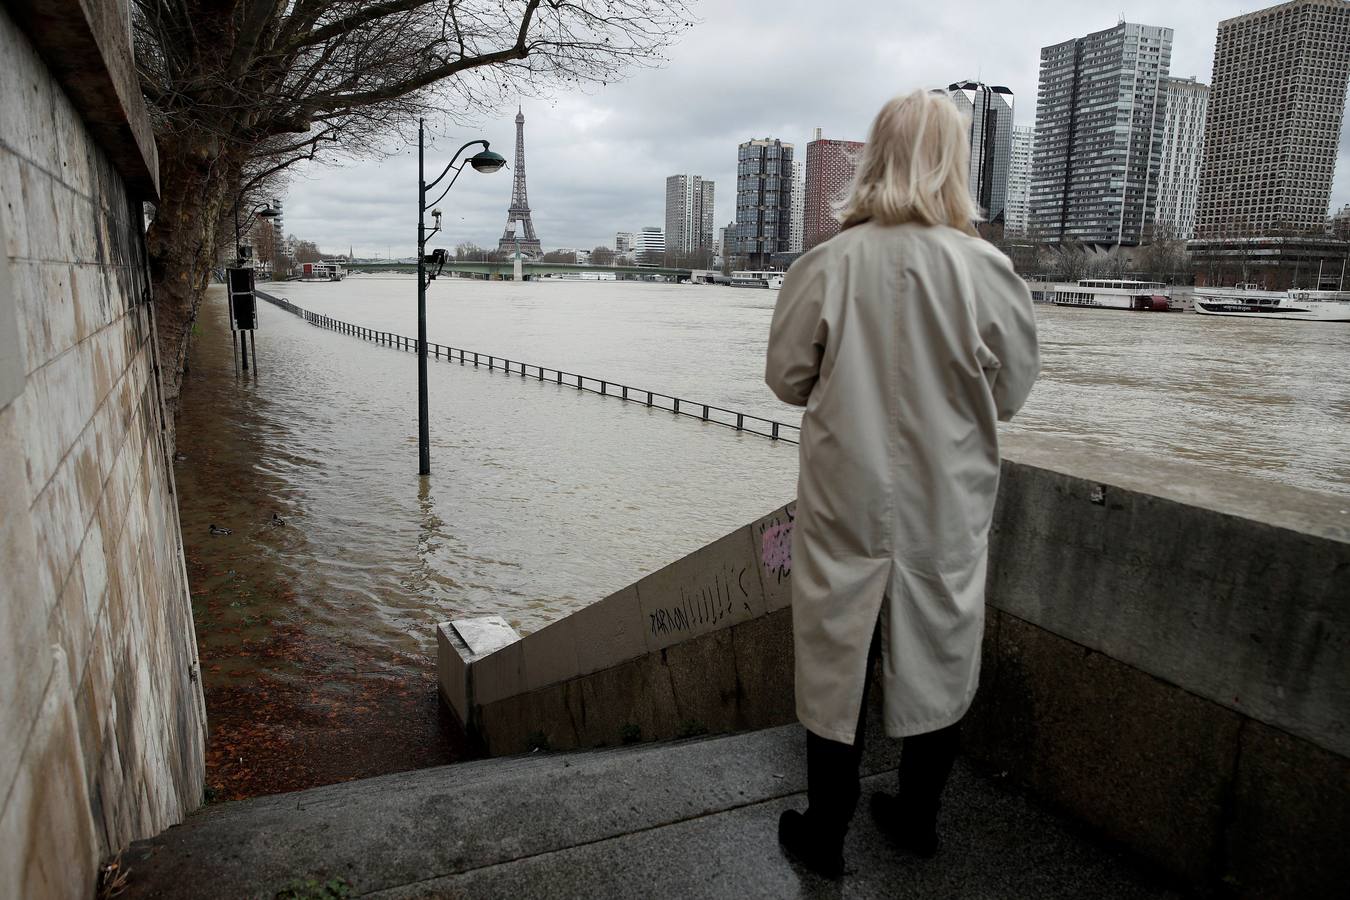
[133,0,694,411]
[1040,240,1088,283]
[589,245,615,266]
[455,241,484,260]
[249,216,282,274]
[291,239,323,263]
[1136,224,1190,284]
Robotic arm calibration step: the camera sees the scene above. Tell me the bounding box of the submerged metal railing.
[255,290,800,445]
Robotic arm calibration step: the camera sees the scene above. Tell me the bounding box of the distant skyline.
[281,0,1350,256]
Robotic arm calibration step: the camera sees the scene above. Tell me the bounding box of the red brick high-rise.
[804,128,864,251]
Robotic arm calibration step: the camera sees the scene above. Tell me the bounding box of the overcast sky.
[281,0,1350,257]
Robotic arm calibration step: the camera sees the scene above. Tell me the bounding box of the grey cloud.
[284,0,1350,255]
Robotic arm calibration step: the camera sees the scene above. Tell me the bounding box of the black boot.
[869,791,940,857]
[871,723,960,858]
[778,809,846,878]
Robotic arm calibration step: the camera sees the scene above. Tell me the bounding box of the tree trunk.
[146,131,238,430]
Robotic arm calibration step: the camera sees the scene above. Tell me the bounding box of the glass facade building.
[946,81,1015,223]
[734,138,794,268]
[1029,22,1173,246]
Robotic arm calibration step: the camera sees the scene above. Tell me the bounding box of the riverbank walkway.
[118,724,1180,898]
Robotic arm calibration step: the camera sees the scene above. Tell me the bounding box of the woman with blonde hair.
[766,89,1039,877]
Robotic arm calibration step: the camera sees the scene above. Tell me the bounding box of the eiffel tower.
[497,107,542,257]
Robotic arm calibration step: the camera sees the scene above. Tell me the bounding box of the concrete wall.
[441,433,1348,897]
[966,434,1350,898]
[438,503,796,749]
[0,3,206,897]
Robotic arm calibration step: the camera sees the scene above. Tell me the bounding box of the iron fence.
[256,291,800,445]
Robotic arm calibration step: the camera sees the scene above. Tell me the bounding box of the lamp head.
[257,206,281,219]
[469,149,507,174]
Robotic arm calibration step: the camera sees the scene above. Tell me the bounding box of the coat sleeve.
[765,253,830,407]
[975,247,1040,422]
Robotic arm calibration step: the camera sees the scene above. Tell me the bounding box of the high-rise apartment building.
[1030,22,1173,246]
[1193,0,1350,239]
[614,232,634,255]
[803,128,864,251]
[735,137,794,268]
[947,81,1015,223]
[788,160,805,253]
[664,175,715,256]
[1005,126,1035,235]
[1155,76,1209,239]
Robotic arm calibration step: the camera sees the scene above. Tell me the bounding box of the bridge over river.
[348,260,696,280]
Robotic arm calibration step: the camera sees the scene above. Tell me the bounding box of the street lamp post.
[235,201,280,267]
[416,118,506,476]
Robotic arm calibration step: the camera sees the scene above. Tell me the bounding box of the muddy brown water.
[176,276,1350,798]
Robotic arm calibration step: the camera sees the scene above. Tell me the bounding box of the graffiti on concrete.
[647,563,753,639]
[758,509,794,583]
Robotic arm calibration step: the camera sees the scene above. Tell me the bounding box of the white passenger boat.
[1050,279,1173,311]
[1192,284,1350,322]
[299,261,346,281]
[729,270,785,289]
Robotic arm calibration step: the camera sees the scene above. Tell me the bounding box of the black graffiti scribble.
[648,568,748,638]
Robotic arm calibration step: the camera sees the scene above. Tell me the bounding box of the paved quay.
[119,724,1182,898]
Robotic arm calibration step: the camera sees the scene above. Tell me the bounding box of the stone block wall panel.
[0,4,205,897]
[964,613,1243,885]
[1223,719,1350,899]
[477,608,799,756]
[990,433,1350,758]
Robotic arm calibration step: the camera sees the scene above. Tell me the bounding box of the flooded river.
[176,275,1350,796]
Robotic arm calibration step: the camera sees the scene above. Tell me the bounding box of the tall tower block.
[498,107,542,257]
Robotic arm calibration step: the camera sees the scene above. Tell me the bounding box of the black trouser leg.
[896,721,961,829]
[804,625,882,837]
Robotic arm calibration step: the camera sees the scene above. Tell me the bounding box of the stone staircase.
[117,725,1181,898]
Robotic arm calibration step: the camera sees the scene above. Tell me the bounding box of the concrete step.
[119,725,1182,899]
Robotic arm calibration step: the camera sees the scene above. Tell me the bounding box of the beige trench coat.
[765,222,1039,744]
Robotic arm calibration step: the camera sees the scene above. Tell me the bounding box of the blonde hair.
[837,90,979,236]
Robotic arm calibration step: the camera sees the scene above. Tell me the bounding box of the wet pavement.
[176,288,465,799]
[119,725,1184,899]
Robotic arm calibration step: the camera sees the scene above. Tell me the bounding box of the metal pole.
[249,330,258,374]
[417,118,431,476]
[228,294,239,377]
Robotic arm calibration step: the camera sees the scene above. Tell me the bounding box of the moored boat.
[728,270,784,289]
[1049,279,1174,311]
[299,261,347,281]
[1192,284,1350,322]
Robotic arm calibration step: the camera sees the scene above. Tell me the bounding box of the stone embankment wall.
[0,3,206,896]
[441,432,1348,898]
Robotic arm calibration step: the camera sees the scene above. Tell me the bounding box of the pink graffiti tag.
[760,518,793,582]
